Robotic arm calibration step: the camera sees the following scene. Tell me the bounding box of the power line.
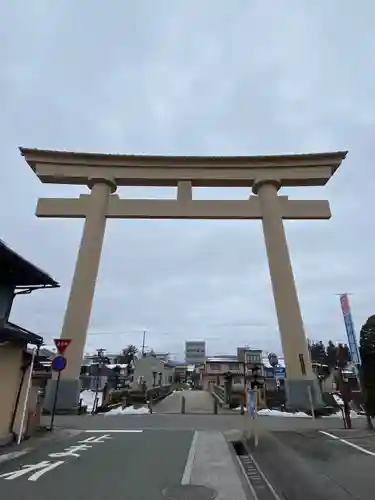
[39,330,150,338]
[38,318,348,340]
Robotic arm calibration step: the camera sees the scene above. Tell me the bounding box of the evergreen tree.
[337,343,350,369]
[326,340,338,370]
[310,341,327,365]
[360,315,375,419]
[116,344,138,365]
[310,340,350,373]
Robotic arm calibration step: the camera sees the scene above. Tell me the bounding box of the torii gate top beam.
[20,148,347,188]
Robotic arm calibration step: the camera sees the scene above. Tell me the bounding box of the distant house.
[169,361,188,382]
[30,347,55,385]
[261,353,286,390]
[202,348,266,390]
[132,356,174,389]
[152,352,170,362]
[82,352,122,366]
[202,355,243,390]
[79,352,133,390]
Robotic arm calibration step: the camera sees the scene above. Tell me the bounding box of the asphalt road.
[0,421,250,500]
[247,426,375,500]
[42,411,369,433]
[154,389,218,414]
[2,399,374,500]
[0,429,193,500]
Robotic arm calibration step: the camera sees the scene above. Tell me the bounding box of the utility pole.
[141,331,146,357]
[92,348,106,415]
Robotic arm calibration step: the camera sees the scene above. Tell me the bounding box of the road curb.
[0,448,32,465]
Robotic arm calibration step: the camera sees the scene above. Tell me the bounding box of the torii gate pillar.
[254,179,316,406]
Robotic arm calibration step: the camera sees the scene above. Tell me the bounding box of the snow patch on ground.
[257,408,362,418]
[80,390,103,411]
[331,393,344,406]
[258,409,310,418]
[324,410,361,419]
[164,391,178,399]
[105,405,150,416]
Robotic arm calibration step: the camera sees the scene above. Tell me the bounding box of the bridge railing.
[93,384,173,413]
[146,385,173,402]
[211,385,226,405]
[211,385,260,409]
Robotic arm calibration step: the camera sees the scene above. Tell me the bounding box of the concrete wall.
[13,369,39,439]
[0,344,42,445]
[163,365,174,385]
[0,342,23,444]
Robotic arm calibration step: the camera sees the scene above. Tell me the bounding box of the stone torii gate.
[20,148,347,411]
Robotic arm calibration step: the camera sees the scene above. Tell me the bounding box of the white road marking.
[0,449,31,464]
[84,429,143,433]
[319,430,375,456]
[28,461,65,482]
[49,444,93,458]
[0,433,115,483]
[0,460,65,481]
[181,431,198,485]
[78,434,112,444]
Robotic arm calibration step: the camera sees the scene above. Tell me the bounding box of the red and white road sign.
[54,338,72,355]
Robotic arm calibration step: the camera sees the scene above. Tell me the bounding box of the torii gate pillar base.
[43,378,81,414]
[285,378,323,412]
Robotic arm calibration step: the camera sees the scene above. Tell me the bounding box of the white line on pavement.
[319,431,375,456]
[84,430,143,433]
[181,431,198,485]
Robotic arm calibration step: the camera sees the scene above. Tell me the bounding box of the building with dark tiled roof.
[0,239,59,445]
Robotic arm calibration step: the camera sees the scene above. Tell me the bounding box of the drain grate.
[232,441,280,500]
[162,485,217,500]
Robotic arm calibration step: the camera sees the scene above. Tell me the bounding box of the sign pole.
[254,389,259,448]
[92,348,105,415]
[247,389,252,441]
[247,388,259,447]
[49,354,67,431]
[307,386,316,423]
[50,370,61,432]
[17,347,36,445]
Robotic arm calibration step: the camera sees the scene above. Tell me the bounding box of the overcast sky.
[1,1,374,360]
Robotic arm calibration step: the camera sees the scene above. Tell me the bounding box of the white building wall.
[133,356,174,388]
[185,341,206,365]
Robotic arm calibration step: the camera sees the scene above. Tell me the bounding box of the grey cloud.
[2,1,375,359]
